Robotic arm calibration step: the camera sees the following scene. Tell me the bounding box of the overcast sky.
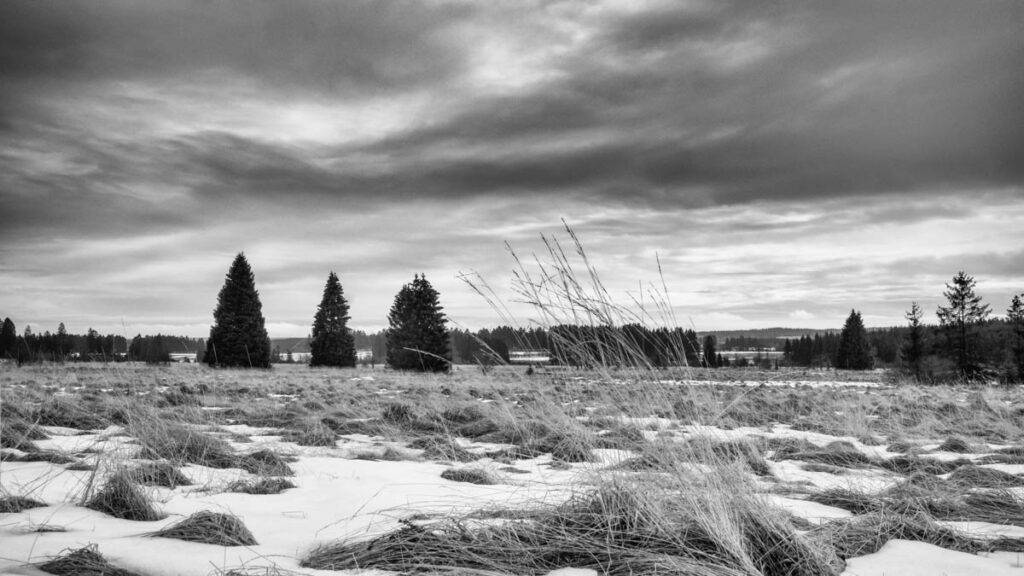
[2,0,1022,338]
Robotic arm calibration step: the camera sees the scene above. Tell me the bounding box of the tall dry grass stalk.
[304,224,845,574]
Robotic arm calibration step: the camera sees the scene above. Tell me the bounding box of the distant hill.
[271,337,311,354]
[698,327,837,341]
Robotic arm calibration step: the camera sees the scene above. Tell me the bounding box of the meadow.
[4,362,1024,576]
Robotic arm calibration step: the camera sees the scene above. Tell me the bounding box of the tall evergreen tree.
[1008,293,1024,382]
[836,309,872,370]
[702,334,717,368]
[936,271,990,376]
[310,271,356,367]
[206,252,271,368]
[385,274,450,372]
[1,318,16,359]
[901,302,925,381]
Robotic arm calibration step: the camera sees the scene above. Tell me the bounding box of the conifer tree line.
[5,262,1024,382]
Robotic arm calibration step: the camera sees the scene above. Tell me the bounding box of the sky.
[1,0,1022,338]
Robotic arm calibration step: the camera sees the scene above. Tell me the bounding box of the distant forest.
[3,316,1022,383]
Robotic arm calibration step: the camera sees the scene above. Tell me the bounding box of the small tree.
[1,317,16,359]
[310,271,356,368]
[206,252,271,368]
[900,302,925,381]
[836,309,872,370]
[936,271,990,376]
[702,335,717,368]
[1008,293,1024,382]
[385,274,450,372]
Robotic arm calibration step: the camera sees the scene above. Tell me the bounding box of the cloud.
[1,0,1022,336]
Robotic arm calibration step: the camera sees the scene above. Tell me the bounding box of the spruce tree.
[385,274,450,372]
[836,309,872,370]
[1,318,16,359]
[702,335,717,368]
[310,271,356,367]
[900,302,925,381]
[206,253,271,368]
[1008,293,1024,382]
[936,271,990,376]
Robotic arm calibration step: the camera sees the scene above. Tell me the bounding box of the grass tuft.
[0,495,47,513]
[440,468,497,485]
[409,435,479,462]
[236,449,295,476]
[226,477,296,495]
[948,465,1024,489]
[126,461,191,489]
[37,544,142,576]
[151,511,258,546]
[303,482,840,576]
[820,512,982,559]
[85,472,164,521]
[935,437,973,453]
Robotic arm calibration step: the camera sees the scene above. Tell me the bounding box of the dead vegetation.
[37,544,143,576]
[304,481,841,576]
[85,472,164,521]
[151,510,258,546]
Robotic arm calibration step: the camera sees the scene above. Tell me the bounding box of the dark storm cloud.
[341,1,1024,206]
[0,0,472,92]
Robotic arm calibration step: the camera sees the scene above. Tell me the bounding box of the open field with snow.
[4,363,1024,576]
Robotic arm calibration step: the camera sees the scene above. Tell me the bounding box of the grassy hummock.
[85,472,164,521]
[37,544,143,576]
[303,481,841,576]
[151,511,258,546]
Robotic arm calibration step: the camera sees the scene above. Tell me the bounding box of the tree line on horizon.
[3,259,1022,382]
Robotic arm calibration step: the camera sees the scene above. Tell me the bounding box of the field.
[4,362,1024,576]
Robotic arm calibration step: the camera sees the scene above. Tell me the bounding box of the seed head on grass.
[85,472,164,521]
[37,544,143,576]
[150,510,257,546]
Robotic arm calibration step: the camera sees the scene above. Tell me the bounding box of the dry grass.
[226,477,296,494]
[85,471,164,521]
[819,512,983,559]
[150,510,258,546]
[125,461,191,488]
[304,479,840,576]
[0,495,47,513]
[440,468,497,485]
[37,544,143,576]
